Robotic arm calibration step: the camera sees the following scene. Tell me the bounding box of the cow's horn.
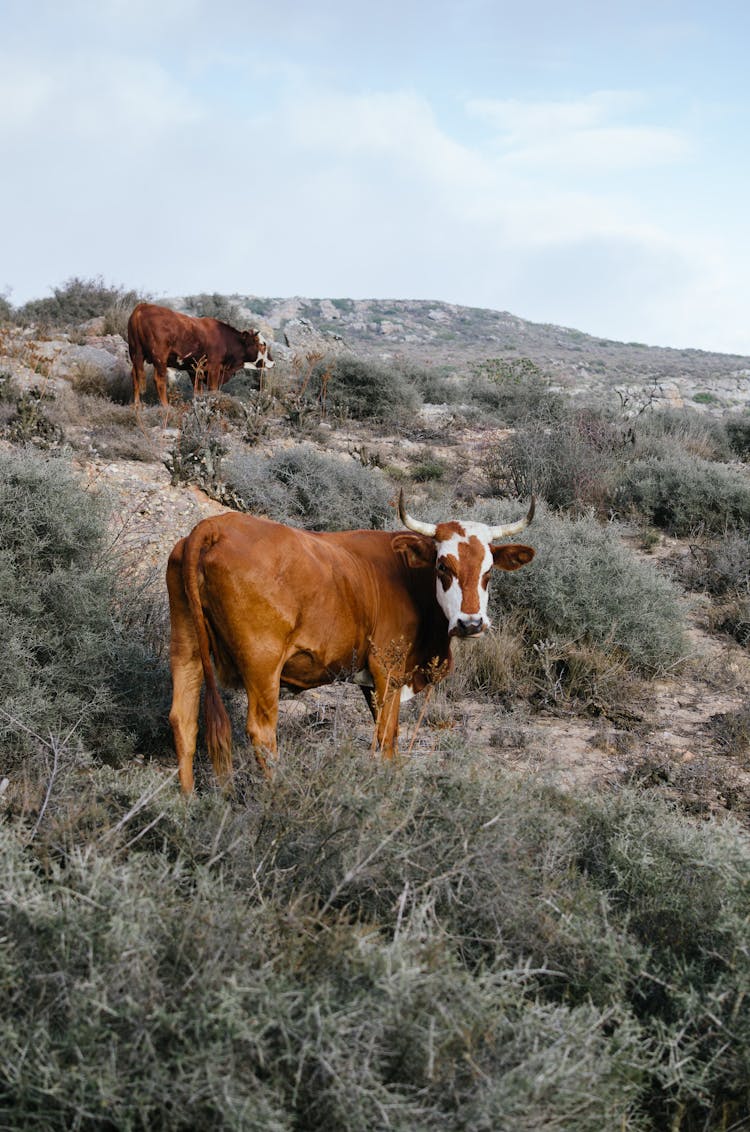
[488,496,536,540]
[398,489,437,537]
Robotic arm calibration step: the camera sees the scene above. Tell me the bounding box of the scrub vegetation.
[3,290,750,1130]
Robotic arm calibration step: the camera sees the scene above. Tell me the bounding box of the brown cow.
[167,491,535,792]
[127,302,273,407]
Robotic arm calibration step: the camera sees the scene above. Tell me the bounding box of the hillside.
[4,288,750,1127]
[173,293,750,410]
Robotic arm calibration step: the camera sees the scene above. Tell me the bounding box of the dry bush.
[15,276,145,329]
[302,353,421,425]
[614,452,750,535]
[3,743,750,1129]
[224,444,392,531]
[70,358,111,397]
[633,407,732,462]
[0,448,170,795]
[486,408,626,514]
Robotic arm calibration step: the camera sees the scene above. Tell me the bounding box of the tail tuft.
[205,683,233,784]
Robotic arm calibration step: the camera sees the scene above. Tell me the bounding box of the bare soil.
[79,421,750,824]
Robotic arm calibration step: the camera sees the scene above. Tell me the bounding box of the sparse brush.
[15,276,146,329]
[725,413,750,461]
[2,389,64,448]
[484,502,687,677]
[304,353,421,424]
[70,358,110,397]
[709,704,750,761]
[615,451,750,535]
[485,407,627,513]
[469,356,565,423]
[225,444,392,530]
[632,406,732,462]
[0,448,170,798]
[3,746,750,1129]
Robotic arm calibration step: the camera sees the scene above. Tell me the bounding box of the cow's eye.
[437,561,451,576]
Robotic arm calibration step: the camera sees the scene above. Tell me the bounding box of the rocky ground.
[172,293,750,413]
[3,314,750,824]
[73,423,750,824]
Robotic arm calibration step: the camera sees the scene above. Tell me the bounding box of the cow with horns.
[127,302,273,408]
[167,491,535,792]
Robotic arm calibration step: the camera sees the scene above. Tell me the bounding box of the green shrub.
[183,292,255,329]
[725,414,750,461]
[225,444,392,530]
[0,448,170,784]
[486,408,626,513]
[307,354,420,423]
[615,453,750,535]
[16,276,144,329]
[3,748,750,1129]
[409,448,448,482]
[469,357,565,423]
[481,503,687,676]
[692,390,719,405]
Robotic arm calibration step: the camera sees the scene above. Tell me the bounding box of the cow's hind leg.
[153,360,170,408]
[167,553,208,793]
[130,351,146,407]
[237,660,283,778]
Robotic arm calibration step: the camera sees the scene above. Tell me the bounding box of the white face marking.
[244,336,274,369]
[435,522,495,635]
[400,684,416,703]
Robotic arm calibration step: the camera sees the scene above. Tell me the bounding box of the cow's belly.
[280,648,355,690]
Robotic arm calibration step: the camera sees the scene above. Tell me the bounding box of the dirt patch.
[68,422,750,821]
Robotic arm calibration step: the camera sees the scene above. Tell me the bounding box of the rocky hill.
[173,294,750,411]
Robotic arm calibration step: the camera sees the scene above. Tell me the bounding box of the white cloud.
[467,91,690,170]
[467,90,643,135]
[0,52,203,141]
[1,39,747,354]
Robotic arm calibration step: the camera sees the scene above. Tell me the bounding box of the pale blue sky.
[2,0,750,352]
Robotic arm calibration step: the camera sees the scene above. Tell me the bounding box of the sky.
[2,0,750,353]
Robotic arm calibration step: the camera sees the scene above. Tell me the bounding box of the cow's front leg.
[368,659,404,759]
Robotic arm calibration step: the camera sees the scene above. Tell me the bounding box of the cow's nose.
[455,616,485,638]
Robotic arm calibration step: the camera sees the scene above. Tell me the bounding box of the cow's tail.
[127,305,147,397]
[182,524,233,783]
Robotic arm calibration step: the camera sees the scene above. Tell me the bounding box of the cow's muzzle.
[453,616,486,638]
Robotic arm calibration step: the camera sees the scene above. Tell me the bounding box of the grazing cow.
[127,302,273,407]
[167,491,535,793]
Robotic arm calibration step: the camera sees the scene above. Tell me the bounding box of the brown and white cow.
[167,491,535,792]
[127,302,273,407]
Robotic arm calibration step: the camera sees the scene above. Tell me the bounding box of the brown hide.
[168,510,535,793]
[127,302,270,407]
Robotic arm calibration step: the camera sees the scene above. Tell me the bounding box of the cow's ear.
[392,533,436,569]
[492,543,535,571]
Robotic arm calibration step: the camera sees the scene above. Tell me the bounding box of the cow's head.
[242,329,274,371]
[393,491,535,638]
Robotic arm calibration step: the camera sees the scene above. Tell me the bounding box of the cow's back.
[185,513,425,687]
[128,302,203,361]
